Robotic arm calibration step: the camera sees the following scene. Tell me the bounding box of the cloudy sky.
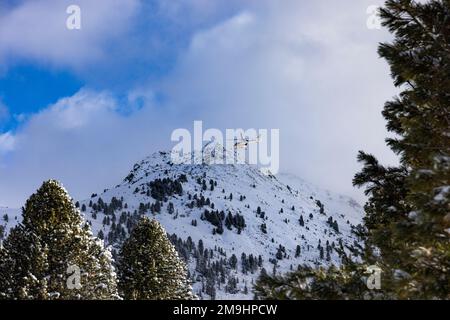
[0,0,400,207]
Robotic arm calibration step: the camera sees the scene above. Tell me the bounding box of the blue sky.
[0,0,400,206]
[0,65,82,131]
[0,0,246,130]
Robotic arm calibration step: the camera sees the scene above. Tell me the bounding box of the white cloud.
[159,0,400,200]
[0,0,140,71]
[0,89,175,206]
[32,90,118,130]
[0,132,15,154]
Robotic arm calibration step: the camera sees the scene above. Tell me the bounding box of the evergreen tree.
[299,215,304,227]
[295,245,301,258]
[117,217,194,300]
[254,265,370,300]
[0,180,118,300]
[229,254,238,269]
[0,244,9,297]
[352,0,449,299]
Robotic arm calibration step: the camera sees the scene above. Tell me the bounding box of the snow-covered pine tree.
[0,227,50,299]
[351,0,450,299]
[0,242,7,298]
[0,180,119,300]
[117,217,194,300]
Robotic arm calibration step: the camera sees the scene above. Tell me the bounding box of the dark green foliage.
[229,254,238,269]
[260,223,267,234]
[224,212,246,232]
[295,245,301,258]
[117,217,194,300]
[275,246,285,260]
[327,216,340,233]
[0,180,118,300]
[315,200,325,214]
[254,265,375,300]
[149,177,184,202]
[202,210,225,232]
[299,215,304,227]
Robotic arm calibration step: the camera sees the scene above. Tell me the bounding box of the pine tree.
[295,245,301,258]
[229,254,238,269]
[0,244,8,298]
[0,180,118,300]
[351,0,450,299]
[254,265,370,300]
[117,217,194,300]
[299,215,304,227]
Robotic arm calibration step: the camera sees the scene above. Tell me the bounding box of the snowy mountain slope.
[0,146,364,300]
[78,146,364,299]
[276,173,363,231]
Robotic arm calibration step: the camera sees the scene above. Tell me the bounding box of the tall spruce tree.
[353,0,450,299]
[255,0,449,300]
[0,180,118,300]
[117,217,194,299]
